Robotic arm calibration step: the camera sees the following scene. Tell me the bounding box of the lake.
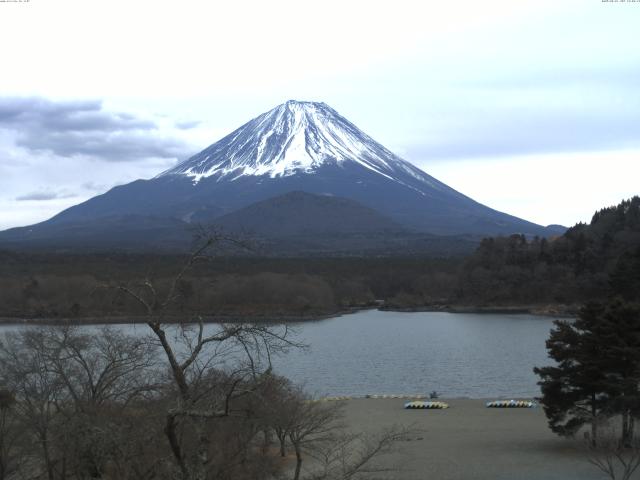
[0,309,558,399]
[274,310,557,398]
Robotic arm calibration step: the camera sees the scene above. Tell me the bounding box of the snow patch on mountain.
[159,100,447,195]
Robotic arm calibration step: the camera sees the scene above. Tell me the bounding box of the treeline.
[0,255,460,320]
[458,196,640,306]
[1,197,638,320]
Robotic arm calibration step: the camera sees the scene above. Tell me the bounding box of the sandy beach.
[340,398,603,480]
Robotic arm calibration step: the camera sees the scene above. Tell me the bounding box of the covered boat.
[486,400,536,408]
[404,401,449,409]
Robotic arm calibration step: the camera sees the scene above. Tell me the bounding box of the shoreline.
[0,310,356,326]
[319,395,540,401]
[0,303,575,325]
[380,303,578,317]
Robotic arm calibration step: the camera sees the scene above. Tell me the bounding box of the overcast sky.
[0,0,638,230]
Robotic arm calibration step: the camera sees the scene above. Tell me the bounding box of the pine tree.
[535,301,640,446]
[534,303,611,445]
[609,247,640,302]
[597,300,640,446]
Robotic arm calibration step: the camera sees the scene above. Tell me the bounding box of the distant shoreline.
[0,303,576,326]
[380,303,578,317]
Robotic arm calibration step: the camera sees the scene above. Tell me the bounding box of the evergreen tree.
[597,300,640,446]
[610,247,640,302]
[534,303,611,444]
[535,301,640,445]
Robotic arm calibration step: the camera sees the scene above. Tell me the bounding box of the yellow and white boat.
[404,400,449,409]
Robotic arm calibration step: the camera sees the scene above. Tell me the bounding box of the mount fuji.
[0,100,562,253]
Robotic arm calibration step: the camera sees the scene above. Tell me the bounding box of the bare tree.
[31,326,159,410]
[0,326,161,480]
[0,330,67,480]
[0,389,23,480]
[587,420,640,480]
[272,385,299,458]
[41,326,160,478]
[0,230,418,480]
[306,426,415,480]
[287,398,345,480]
[114,231,302,480]
[268,386,415,480]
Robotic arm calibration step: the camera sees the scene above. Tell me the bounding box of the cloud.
[400,77,640,161]
[406,112,640,161]
[175,120,201,130]
[0,97,154,131]
[454,64,640,91]
[0,97,194,162]
[81,181,108,192]
[16,130,192,162]
[15,190,76,201]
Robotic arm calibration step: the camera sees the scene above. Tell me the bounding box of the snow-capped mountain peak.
[0,100,554,248]
[160,100,434,188]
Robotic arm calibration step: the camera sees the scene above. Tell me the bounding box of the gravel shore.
[341,398,603,480]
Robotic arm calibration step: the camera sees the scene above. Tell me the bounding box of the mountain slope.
[0,215,192,252]
[0,100,560,252]
[214,191,404,237]
[213,191,477,256]
[162,100,452,190]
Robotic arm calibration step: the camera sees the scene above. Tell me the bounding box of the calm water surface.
[272,310,556,398]
[1,310,557,399]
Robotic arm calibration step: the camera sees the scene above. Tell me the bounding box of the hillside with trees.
[454,196,640,309]
[0,197,637,321]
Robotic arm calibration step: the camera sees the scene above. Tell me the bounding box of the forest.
[0,197,638,321]
[457,196,640,307]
